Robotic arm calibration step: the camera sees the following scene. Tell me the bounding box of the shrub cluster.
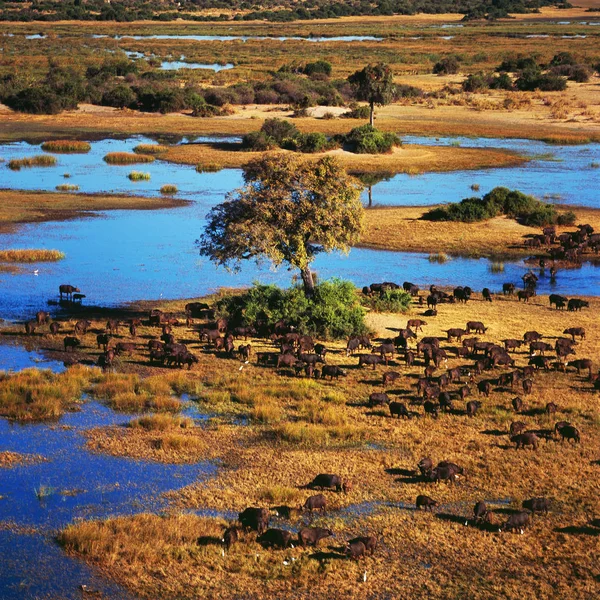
[423,186,569,227]
[337,124,401,154]
[215,280,367,340]
[361,288,412,313]
[242,118,334,153]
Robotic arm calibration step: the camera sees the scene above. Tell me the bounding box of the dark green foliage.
[462,72,490,92]
[216,280,367,339]
[133,85,186,113]
[433,56,460,75]
[488,73,513,90]
[348,63,395,124]
[497,56,539,73]
[550,64,591,83]
[341,124,401,154]
[361,288,412,313]
[3,85,70,114]
[423,186,561,227]
[303,60,332,77]
[515,69,567,92]
[342,103,371,119]
[242,131,278,151]
[101,84,136,109]
[557,211,577,226]
[260,118,300,145]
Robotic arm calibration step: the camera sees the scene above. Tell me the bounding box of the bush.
[4,85,73,114]
[216,279,367,340]
[557,211,576,226]
[361,288,412,313]
[242,130,278,151]
[423,186,558,226]
[515,70,567,92]
[342,103,370,119]
[433,56,460,75]
[261,118,300,145]
[298,132,330,153]
[488,73,514,90]
[101,85,136,109]
[304,60,332,77]
[462,72,489,92]
[342,124,401,154]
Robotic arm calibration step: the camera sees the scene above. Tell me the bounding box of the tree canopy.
[197,153,364,296]
[348,63,395,126]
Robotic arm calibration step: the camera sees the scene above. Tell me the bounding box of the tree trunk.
[368,186,373,208]
[369,101,375,127]
[300,266,315,297]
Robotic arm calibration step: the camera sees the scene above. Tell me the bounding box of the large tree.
[197,153,364,297]
[348,63,396,127]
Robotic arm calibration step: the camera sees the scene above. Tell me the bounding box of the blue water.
[0,136,599,319]
[93,34,383,42]
[0,343,65,373]
[124,51,235,71]
[0,400,214,599]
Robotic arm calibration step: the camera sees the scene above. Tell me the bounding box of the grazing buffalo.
[511,432,539,450]
[530,341,552,355]
[299,353,324,367]
[97,333,111,351]
[306,474,345,492]
[97,350,114,372]
[59,284,80,301]
[238,344,251,362]
[321,365,347,380]
[556,423,580,444]
[277,353,297,370]
[482,288,493,302]
[298,527,333,548]
[417,457,433,477]
[466,400,481,417]
[477,380,491,397]
[106,319,120,334]
[303,494,326,513]
[503,339,523,352]
[567,299,589,312]
[257,529,293,549]
[429,465,458,485]
[389,402,410,419]
[512,397,523,413]
[369,392,390,408]
[473,501,488,524]
[407,319,426,332]
[345,540,366,560]
[416,495,439,511]
[517,290,534,302]
[523,331,542,343]
[501,511,532,533]
[423,401,439,418]
[25,321,37,335]
[348,535,377,555]
[223,526,238,551]
[563,327,585,341]
[522,498,549,516]
[466,321,487,334]
[49,322,61,335]
[502,283,515,295]
[115,342,136,356]
[510,421,527,436]
[459,385,470,400]
[382,371,401,386]
[522,379,533,395]
[528,356,550,371]
[36,311,50,325]
[74,320,91,336]
[550,294,568,309]
[238,507,270,534]
[546,402,558,416]
[358,354,385,369]
[567,359,593,378]
[446,328,467,342]
[439,392,452,412]
[63,336,81,352]
[185,302,210,317]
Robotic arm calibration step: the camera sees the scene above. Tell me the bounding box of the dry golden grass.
[0,249,65,262]
[103,152,155,165]
[0,450,44,468]
[0,189,186,233]
[40,140,91,153]
[361,205,600,258]
[8,154,57,170]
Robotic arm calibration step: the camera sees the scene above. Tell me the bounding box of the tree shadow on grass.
[435,512,467,525]
[196,535,223,546]
[555,525,600,536]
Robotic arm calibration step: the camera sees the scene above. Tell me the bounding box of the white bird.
[283,560,289,566]
[363,571,367,582]
[221,549,225,557]
[33,270,39,276]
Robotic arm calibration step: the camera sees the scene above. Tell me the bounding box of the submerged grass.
[41,140,91,153]
[0,249,65,262]
[160,184,178,195]
[127,171,151,181]
[8,155,57,170]
[55,184,79,192]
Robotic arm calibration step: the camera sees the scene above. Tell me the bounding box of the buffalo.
[389,402,410,419]
[238,507,270,534]
[321,365,347,380]
[303,494,327,513]
[416,495,438,511]
[298,527,333,548]
[511,432,539,450]
[306,474,345,492]
[257,528,293,549]
[522,497,549,516]
[501,511,531,533]
[63,336,81,352]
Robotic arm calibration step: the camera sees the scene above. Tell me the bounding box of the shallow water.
[1,135,600,320]
[93,34,383,42]
[0,342,65,373]
[0,400,214,599]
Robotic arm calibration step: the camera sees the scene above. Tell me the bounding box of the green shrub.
[304,60,332,77]
[361,288,412,313]
[433,56,460,75]
[557,211,576,226]
[260,118,300,145]
[462,72,490,92]
[101,85,136,109]
[342,103,370,119]
[342,124,401,154]
[242,130,278,151]
[298,132,330,153]
[216,279,367,340]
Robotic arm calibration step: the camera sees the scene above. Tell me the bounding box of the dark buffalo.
[358,354,385,369]
[306,474,344,492]
[423,400,439,418]
[49,322,61,335]
[477,380,491,397]
[416,495,439,511]
[369,392,390,408]
[567,299,589,312]
[382,371,401,386]
[345,540,366,560]
[74,320,91,336]
[238,507,270,534]
[115,342,136,356]
[466,321,487,334]
[510,421,527,436]
[418,457,433,477]
[473,501,488,524]
[97,333,111,351]
[546,402,558,415]
[407,319,427,332]
[106,319,120,334]
[522,497,549,516]
[511,432,539,450]
[512,397,523,413]
[321,365,347,380]
[466,400,481,417]
[502,283,515,295]
[482,288,493,302]
[222,526,238,550]
[303,494,326,513]
[63,336,81,352]
[59,284,80,301]
[522,379,533,395]
[389,402,410,419]
[446,328,467,342]
[348,535,377,555]
[556,423,580,444]
[501,511,531,533]
[36,311,50,326]
[563,327,585,341]
[523,331,542,343]
[549,294,568,309]
[503,339,523,352]
[25,321,37,335]
[567,358,593,378]
[458,385,470,400]
[257,528,293,549]
[298,527,333,548]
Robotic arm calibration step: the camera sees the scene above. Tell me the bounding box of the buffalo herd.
[15,276,595,554]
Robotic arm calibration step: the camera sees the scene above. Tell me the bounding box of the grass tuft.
[103,152,154,165]
[55,184,79,192]
[41,140,91,153]
[8,155,57,170]
[0,249,64,263]
[133,144,169,155]
[160,184,178,195]
[127,171,151,181]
